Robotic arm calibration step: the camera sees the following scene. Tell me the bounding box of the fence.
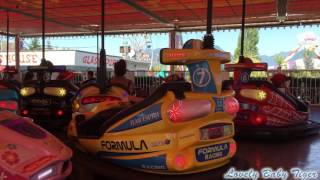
[132,70,320,105]
[1,69,320,104]
[270,70,320,105]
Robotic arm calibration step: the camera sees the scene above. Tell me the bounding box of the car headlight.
[44,87,67,97]
[72,100,80,112]
[240,89,267,101]
[20,87,36,97]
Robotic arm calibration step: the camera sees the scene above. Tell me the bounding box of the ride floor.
[52,106,320,180]
[52,132,319,180]
[237,134,320,172]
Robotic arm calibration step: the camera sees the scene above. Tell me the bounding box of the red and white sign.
[75,51,120,69]
[0,51,75,66]
[0,52,40,65]
[0,51,121,69]
[0,50,148,70]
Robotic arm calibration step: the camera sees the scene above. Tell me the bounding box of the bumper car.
[0,81,19,113]
[20,65,78,127]
[68,40,240,174]
[0,110,72,179]
[224,59,320,139]
[0,66,20,113]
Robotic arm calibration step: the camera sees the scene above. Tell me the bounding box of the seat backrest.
[0,81,20,112]
[0,81,19,97]
[98,82,192,136]
[76,83,102,97]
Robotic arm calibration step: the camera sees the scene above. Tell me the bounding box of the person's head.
[40,60,53,67]
[277,66,282,72]
[37,60,53,81]
[114,59,127,77]
[87,71,94,79]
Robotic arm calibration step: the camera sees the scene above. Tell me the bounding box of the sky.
[23,25,320,57]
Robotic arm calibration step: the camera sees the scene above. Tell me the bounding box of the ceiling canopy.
[1,0,320,37]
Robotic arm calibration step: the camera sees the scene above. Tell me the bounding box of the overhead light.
[173,18,179,22]
[81,24,99,28]
[277,0,288,22]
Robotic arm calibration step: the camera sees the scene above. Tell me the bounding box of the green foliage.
[273,54,287,69]
[250,71,268,78]
[288,70,320,78]
[28,38,41,50]
[47,40,53,50]
[234,28,260,63]
[303,49,315,70]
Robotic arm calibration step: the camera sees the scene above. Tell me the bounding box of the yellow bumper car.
[68,40,239,174]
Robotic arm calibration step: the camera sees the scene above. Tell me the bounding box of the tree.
[303,49,315,69]
[28,38,41,50]
[128,35,150,61]
[273,54,286,69]
[47,40,53,50]
[233,28,260,63]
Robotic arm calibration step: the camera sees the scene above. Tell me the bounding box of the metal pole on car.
[239,0,246,63]
[15,35,21,81]
[6,11,9,68]
[203,0,214,49]
[41,0,46,63]
[98,0,107,93]
[96,32,99,78]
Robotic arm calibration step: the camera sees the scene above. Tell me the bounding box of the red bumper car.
[224,60,320,139]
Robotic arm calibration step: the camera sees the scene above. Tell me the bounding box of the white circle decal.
[192,68,211,87]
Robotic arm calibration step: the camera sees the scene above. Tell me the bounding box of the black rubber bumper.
[235,122,320,140]
[32,115,72,130]
[69,148,250,180]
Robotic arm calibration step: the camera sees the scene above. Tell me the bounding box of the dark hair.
[40,60,53,67]
[114,59,127,76]
[88,71,94,77]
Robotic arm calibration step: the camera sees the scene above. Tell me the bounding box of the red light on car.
[22,109,29,116]
[174,154,187,169]
[81,96,121,105]
[229,141,237,157]
[251,115,266,126]
[56,110,64,116]
[256,117,263,123]
[0,101,18,111]
[168,100,211,123]
[168,101,182,122]
[224,97,239,115]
